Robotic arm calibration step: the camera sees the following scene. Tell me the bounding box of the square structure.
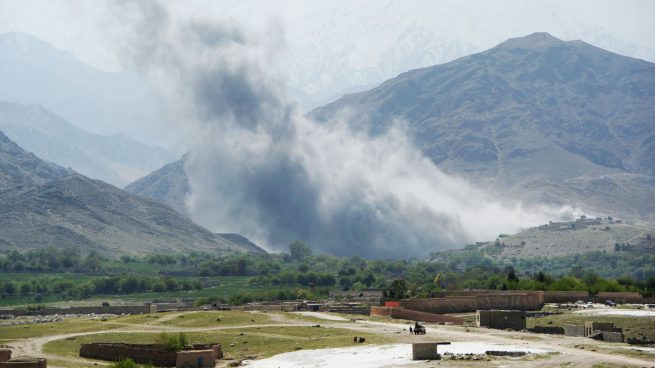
[412,343,439,360]
[476,310,526,331]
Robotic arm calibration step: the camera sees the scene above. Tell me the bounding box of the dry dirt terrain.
[2,310,654,368]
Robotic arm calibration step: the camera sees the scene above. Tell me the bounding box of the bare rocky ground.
[4,311,655,368]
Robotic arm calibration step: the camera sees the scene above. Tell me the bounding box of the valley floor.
[2,310,654,368]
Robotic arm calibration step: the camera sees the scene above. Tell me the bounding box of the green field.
[0,317,118,340]
[0,275,272,308]
[42,324,389,362]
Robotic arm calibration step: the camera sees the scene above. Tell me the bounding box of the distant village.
[537,215,622,232]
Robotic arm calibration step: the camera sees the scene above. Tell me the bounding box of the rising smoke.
[115,1,574,258]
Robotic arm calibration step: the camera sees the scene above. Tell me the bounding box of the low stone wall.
[599,331,625,343]
[322,307,370,315]
[80,343,177,366]
[229,304,300,312]
[0,358,47,368]
[0,306,149,317]
[528,326,564,334]
[151,303,196,313]
[79,343,222,366]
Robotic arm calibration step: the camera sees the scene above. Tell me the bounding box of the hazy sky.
[1,0,654,109]
[2,1,654,68]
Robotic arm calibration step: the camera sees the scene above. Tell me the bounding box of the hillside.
[0,174,264,256]
[124,154,190,214]
[430,216,654,263]
[0,132,264,256]
[484,217,654,259]
[0,101,176,187]
[0,130,71,190]
[310,32,655,220]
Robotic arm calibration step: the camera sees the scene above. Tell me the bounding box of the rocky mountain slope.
[0,132,264,256]
[0,130,71,190]
[0,101,177,187]
[310,32,655,219]
[124,154,190,214]
[127,33,655,223]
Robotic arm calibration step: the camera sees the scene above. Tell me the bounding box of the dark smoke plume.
[114,0,575,257]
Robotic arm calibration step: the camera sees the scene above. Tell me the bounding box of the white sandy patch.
[440,342,551,355]
[605,346,655,354]
[241,343,552,367]
[574,309,655,317]
[292,311,349,321]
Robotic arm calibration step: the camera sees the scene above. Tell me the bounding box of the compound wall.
[543,291,590,303]
[595,292,645,304]
[400,292,543,314]
[80,344,177,366]
[370,306,464,324]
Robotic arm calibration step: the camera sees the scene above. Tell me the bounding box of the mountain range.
[311,32,655,220]
[0,100,177,187]
[0,130,71,190]
[128,33,655,223]
[0,131,264,256]
[124,154,190,215]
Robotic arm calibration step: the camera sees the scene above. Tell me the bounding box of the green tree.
[388,279,407,299]
[289,241,312,260]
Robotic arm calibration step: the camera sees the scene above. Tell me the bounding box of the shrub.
[156,332,186,352]
[178,332,188,348]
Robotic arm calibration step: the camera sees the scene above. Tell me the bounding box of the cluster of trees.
[0,248,104,273]
[0,275,202,300]
[2,240,655,304]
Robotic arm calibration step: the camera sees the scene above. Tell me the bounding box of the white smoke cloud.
[115,0,576,258]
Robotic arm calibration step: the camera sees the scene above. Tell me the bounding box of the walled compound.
[79,343,222,367]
